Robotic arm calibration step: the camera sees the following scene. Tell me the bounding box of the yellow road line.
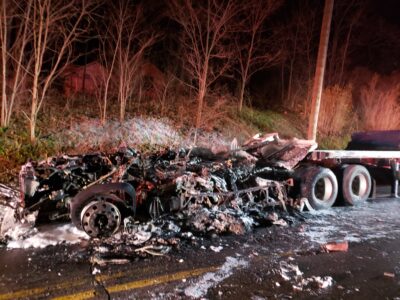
[95,270,132,282]
[0,266,153,300]
[52,289,96,300]
[0,266,218,300]
[54,266,218,300]
[0,279,89,300]
[108,266,217,294]
[0,286,48,300]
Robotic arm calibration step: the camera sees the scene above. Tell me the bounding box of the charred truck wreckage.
[15,132,400,239]
[17,134,313,238]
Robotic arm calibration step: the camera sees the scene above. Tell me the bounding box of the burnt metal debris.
[16,134,316,240]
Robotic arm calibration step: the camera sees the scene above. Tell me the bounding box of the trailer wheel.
[342,165,371,205]
[301,167,338,210]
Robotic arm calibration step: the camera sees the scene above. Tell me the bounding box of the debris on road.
[384,272,395,278]
[303,275,334,289]
[278,260,334,292]
[210,245,223,252]
[279,261,303,281]
[323,241,349,252]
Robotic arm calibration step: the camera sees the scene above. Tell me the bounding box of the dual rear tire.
[341,165,372,206]
[298,165,372,210]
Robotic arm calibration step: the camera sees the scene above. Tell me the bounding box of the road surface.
[1,196,400,299]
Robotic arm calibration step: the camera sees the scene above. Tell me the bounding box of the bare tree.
[97,20,119,125]
[156,71,175,116]
[0,0,9,127]
[234,0,282,112]
[0,0,33,127]
[169,0,240,139]
[114,2,156,123]
[276,0,318,111]
[326,0,362,86]
[26,0,96,142]
[97,1,156,124]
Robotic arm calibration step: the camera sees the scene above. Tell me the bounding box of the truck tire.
[342,165,371,205]
[70,183,136,231]
[300,167,338,210]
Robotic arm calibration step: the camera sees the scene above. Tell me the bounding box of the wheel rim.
[351,174,368,197]
[80,198,121,238]
[314,177,334,202]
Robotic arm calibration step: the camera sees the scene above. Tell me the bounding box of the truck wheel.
[70,183,135,237]
[342,165,371,205]
[301,167,338,210]
[79,194,122,238]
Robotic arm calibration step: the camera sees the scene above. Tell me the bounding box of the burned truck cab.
[18,135,318,239]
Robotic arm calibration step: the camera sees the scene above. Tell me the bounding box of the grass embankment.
[0,123,60,183]
[239,107,305,139]
[239,107,352,149]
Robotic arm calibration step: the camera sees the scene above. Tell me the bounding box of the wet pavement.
[1,196,400,299]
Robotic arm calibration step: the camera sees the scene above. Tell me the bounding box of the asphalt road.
[1,196,400,299]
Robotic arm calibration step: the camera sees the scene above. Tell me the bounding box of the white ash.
[6,223,89,249]
[183,256,248,298]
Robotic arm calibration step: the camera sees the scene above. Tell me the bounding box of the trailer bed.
[308,150,400,161]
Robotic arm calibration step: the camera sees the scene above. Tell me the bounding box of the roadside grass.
[318,134,352,150]
[238,107,305,139]
[237,106,354,150]
[0,122,60,183]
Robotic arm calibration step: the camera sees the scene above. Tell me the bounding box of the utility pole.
[307,0,334,141]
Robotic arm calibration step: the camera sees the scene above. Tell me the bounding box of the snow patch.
[7,223,89,249]
[300,200,400,244]
[55,117,231,152]
[183,256,248,298]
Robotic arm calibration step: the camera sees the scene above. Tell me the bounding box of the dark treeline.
[1,0,400,142]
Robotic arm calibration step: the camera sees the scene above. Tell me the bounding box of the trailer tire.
[301,167,338,210]
[342,165,371,205]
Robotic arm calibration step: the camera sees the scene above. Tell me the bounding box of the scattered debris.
[384,272,395,278]
[134,245,169,256]
[90,255,130,266]
[273,219,288,227]
[278,260,334,292]
[279,261,303,281]
[303,276,334,289]
[323,241,349,252]
[210,245,223,252]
